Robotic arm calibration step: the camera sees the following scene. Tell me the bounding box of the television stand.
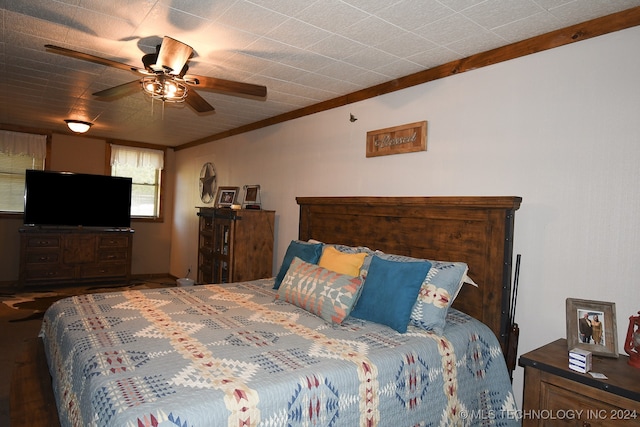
[18,227,134,287]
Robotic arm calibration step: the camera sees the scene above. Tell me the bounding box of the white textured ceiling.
[1,0,639,147]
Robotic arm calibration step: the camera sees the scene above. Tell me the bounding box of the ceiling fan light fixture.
[145,80,158,92]
[65,119,93,133]
[165,81,177,95]
[142,76,187,103]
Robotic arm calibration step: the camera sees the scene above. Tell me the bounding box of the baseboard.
[0,280,19,293]
[130,273,175,281]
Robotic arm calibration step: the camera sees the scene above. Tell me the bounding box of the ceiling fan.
[45,36,267,113]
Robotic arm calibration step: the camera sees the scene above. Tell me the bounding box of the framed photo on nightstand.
[566,298,618,358]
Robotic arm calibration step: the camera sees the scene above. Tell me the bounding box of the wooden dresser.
[19,227,133,287]
[519,338,640,426]
[197,207,275,284]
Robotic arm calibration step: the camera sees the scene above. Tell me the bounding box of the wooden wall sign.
[366,121,427,157]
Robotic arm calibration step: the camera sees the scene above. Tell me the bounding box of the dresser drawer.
[24,267,74,281]
[80,263,127,278]
[98,236,130,248]
[97,249,128,262]
[25,236,61,248]
[540,380,637,426]
[24,251,60,264]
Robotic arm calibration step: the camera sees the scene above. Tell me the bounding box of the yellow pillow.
[318,246,367,276]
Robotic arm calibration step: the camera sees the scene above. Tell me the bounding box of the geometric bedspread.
[39,279,519,426]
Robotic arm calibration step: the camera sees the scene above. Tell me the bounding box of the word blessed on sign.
[366,121,427,157]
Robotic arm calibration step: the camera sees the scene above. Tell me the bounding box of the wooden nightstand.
[519,338,640,426]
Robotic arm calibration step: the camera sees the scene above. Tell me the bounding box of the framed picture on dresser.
[242,184,261,209]
[566,298,618,358]
[215,186,239,208]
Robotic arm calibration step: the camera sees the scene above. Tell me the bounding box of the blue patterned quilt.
[40,279,519,427]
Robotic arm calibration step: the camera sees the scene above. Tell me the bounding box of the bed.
[38,196,522,427]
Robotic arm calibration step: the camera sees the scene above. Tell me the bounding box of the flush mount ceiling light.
[65,119,93,133]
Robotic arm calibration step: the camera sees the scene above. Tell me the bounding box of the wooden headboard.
[297,196,522,354]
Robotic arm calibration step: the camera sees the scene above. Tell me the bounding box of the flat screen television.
[23,169,132,228]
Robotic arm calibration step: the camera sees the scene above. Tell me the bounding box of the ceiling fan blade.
[184,75,267,98]
[93,80,140,98]
[156,36,193,75]
[45,45,142,73]
[186,89,215,113]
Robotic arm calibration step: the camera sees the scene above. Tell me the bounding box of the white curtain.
[0,130,47,160]
[110,144,164,170]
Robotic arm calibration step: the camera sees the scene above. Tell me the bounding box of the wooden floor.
[10,338,60,427]
[7,276,179,426]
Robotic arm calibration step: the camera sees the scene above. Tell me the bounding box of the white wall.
[171,26,640,405]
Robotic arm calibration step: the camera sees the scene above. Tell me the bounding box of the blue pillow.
[361,252,469,335]
[273,240,323,289]
[350,255,431,333]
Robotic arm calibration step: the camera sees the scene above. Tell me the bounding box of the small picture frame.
[215,186,239,208]
[242,184,261,209]
[566,298,618,358]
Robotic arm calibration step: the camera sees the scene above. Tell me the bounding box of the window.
[0,131,47,212]
[110,144,164,219]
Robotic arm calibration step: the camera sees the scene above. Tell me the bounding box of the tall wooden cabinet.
[197,208,275,284]
[19,227,134,287]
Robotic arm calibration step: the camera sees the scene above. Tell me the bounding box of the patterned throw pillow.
[367,252,468,335]
[350,255,431,333]
[409,260,468,334]
[277,257,364,325]
[273,240,324,289]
